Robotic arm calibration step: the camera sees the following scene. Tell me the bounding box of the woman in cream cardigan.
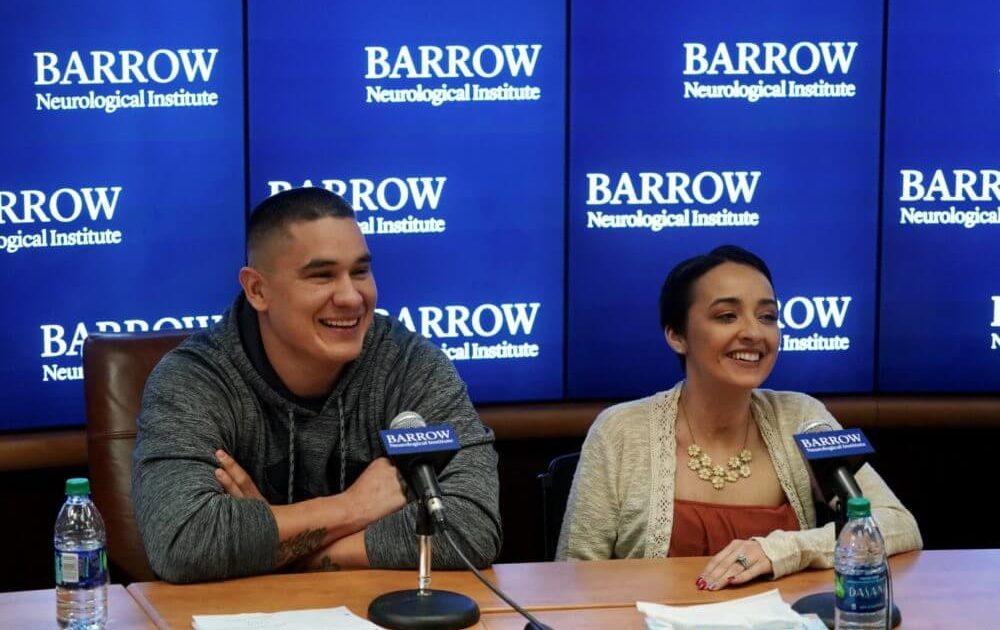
[557,246,921,590]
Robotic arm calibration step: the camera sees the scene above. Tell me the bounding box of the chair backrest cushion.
[539,451,581,561]
[83,331,190,582]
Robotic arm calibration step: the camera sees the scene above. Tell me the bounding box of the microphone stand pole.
[418,528,432,593]
[368,506,480,630]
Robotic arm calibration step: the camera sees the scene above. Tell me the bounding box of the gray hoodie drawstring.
[337,397,346,492]
[287,408,296,504]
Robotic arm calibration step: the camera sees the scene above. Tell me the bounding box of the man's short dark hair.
[658,245,774,368]
[246,188,355,263]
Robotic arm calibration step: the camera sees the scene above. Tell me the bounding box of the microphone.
[384,411,459,528]
[373,411,553,630]
[794,419,869,518]
[371,412,479,629]
[791,421,899,629]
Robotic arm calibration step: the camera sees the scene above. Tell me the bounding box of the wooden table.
[479,607,647,629]
[126,550,1000,629]
[0,584,154,629]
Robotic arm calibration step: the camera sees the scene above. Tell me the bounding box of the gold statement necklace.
[681,394,752,490]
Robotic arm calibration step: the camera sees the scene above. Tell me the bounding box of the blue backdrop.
[0,1,997,432]
[879,0,1000,391]
[0,1,244,431]
[567,0,883,398]
[248,0,565,402]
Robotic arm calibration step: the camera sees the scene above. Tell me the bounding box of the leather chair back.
[83,331,190,583]
[537,451,581,561]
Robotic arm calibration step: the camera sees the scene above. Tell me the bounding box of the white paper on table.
[191,605,382,630]
[637,589,826,630]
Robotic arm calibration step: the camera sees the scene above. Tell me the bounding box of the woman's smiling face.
[668,262,779,391]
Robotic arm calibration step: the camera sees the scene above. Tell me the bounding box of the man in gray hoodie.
[131,188,501,583]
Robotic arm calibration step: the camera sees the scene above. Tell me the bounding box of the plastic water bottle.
[834,496,887,629]
[55,478,108,629]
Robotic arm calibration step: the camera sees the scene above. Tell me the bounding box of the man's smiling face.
[249,216,377,390]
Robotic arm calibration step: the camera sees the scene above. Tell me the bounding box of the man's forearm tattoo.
[311,556,342,572]
[276,528,327,565]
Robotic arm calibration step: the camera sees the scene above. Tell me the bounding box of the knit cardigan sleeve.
[555,407,622,560]
[753,394,923,578]
[755,464,923,578]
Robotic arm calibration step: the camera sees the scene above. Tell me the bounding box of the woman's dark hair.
[658,245,774,368]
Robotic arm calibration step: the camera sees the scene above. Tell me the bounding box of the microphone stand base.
[792,591,900,629]
[368,589,480,630]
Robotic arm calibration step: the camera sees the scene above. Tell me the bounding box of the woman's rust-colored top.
[667,498,801,557]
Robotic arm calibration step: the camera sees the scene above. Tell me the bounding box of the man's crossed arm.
[214,450,407,571]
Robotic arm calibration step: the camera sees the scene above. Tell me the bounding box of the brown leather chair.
[83,331,190,583]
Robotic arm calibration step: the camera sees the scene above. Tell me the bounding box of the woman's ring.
[735,553,753,570]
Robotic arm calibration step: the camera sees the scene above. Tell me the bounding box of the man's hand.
[343,457,408,524]
[214,450,267,503]
[697,539,773,590]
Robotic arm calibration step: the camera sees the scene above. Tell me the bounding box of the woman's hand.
[697,539,772,590]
